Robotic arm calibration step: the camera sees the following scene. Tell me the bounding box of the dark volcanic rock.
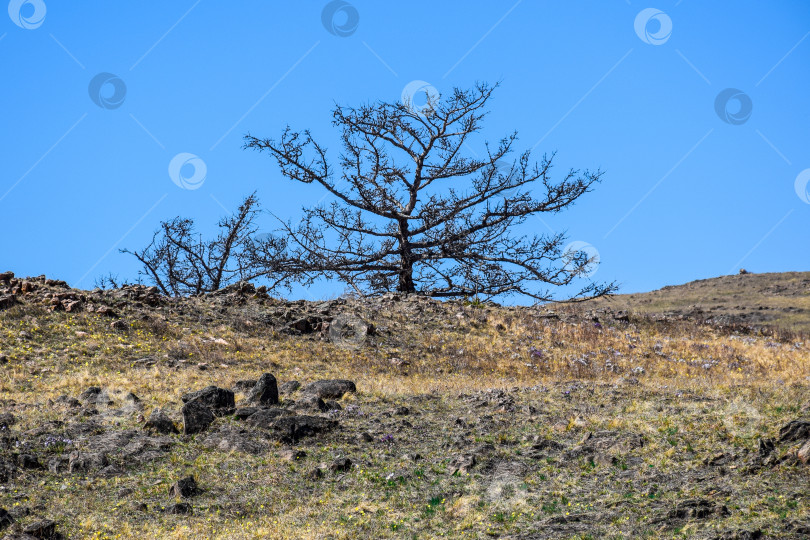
[0,508,13,530]
[669,499,729,520]
[713,530,762,540]
[778,419,810,442]
[79,386,111,405]
[291,394,328,413]
[169,476,199,498]
[144,408,179,435]
[245,373,279,405]
[68,451,109,473]
[165,502,192,515]
[182,400,215,435]
[233,407,261,420]
[271,415,337,443]
[244,408,287,429]
[302,379,357,400]
[181,386,235,410]
[279,380,301,395]
[330,457,352,473]
[202,425,267,455]
[22,519,59,539]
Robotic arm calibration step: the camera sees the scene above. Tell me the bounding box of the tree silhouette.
[244,82,615,301]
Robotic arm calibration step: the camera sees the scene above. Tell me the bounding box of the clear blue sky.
[2,1,808,301]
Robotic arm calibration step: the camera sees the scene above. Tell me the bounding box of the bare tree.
[122,193,286,296]
[245,81,615,301]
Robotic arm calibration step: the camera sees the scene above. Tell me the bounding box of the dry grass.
[1,294,809,539]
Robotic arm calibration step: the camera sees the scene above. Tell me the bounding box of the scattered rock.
[244,408,287,429]
[669,499,729,520]
[0,294,17,311]
[165,502,192,515]
[279,381,301,395]
[448,454,476,475]
[78,387,111,406]
[778,419,810,442]
[144,409,179,435]
[797,439,810,464]
[182,400,215,435]
[22,519,59,539]
[271,415,338,443]
[0,412,15,430]
[291,394,328,413]
[181,386,235,411]
[713,530,762,540]
[68,451,109,474]
[246,373,279,406]
[19,454,43,470]
[0,508,13,530]
[169,476,199,498]
[202,425,266,455]
[233,407,261,420]
[302,379,357,400]
[280,449,307,462]
[330,457,352,473]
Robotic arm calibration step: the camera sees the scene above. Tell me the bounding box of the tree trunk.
[397,218,416,294]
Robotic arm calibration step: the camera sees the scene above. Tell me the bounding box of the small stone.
[165,502,193,515]
[23,519,57,538]
[301,379,357,400]
[0,508,13,530]
[280,449,307,462]
[797,439,810,464]
[292,394,327,412]
[169,476,199,498]
[144,409,179,435]
[279,380,301,395]
[330,457,352,473]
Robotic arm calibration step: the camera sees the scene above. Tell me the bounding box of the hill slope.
[0,271,809,538]
[591,271,810,334]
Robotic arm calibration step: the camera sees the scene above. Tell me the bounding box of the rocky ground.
[589,271,810,334]
[0,272,809,539]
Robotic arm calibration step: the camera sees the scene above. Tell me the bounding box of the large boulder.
[302,379,356,400]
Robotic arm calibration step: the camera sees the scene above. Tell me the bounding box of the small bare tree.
[245,82,615,301]
[122,193,286,296]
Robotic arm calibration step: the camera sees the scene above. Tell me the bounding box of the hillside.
[0,271,809,539]
[591,271,810,335]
